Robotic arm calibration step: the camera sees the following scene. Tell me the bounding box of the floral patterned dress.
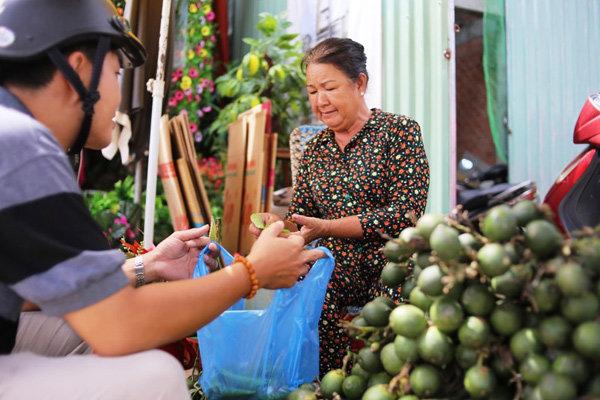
[286,109,430,373]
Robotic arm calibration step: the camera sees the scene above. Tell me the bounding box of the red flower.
[171,68,183,83]
[120,239,150,256]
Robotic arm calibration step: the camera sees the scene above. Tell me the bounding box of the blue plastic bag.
[193,244,334,399]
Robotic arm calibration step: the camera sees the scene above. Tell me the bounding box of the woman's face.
[306,63,367,132]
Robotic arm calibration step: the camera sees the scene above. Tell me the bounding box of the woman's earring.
[360,92,365,96]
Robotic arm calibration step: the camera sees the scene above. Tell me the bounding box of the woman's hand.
[248,212,283,238]
[247,221,324,289]
[147,226,220,281]
[290,214,331,243]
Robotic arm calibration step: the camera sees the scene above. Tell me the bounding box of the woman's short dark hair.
[303,37,368,83]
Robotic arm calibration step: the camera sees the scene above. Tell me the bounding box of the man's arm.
[64,222,323,356]
[65,261,252,356]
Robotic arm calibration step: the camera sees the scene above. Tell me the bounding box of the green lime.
[380,261,409,287]
[409,364,441,397]
[532,279,561,313]
[358,347,383,373]
[491,268,525,298]
[519,354,550,384]
[510,328,543,361]
[538,373,577,400]
[320,369,345,398]
[341,375,367,400]
[459,232,481,252]
[394,335,419,362]
[478,243,511,277]
[490,302,523,337]
[367,372,391,387]
[380,342,404,375]
[415,213,445,241]
[464,365,497,398]
[361,301,391,327]
[429,296,464,333]
[389,305,427,338]
[573,321,600,360]
[430,224,463,262]
[512,200,541,226]
[525,220,563,259]
[458,316,491,349]
[409,286,433,312]
[556,261,590,296]
[462,283,495,316]
[417,264,444,296]
[413,252,432,268]
[383,240,413,262]
[287,389,317,400]
[350,363,370,380]
[561,292,599,323]
[362,384,394,400]
[455,344,478,369]
[417,326,454,366]
[553,352,588,384]
[481,205,518,242]
[538,315,571,348]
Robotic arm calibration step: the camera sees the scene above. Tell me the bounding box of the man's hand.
[247,221,324,289]
[147,226,220,281]
[290,214,331,243]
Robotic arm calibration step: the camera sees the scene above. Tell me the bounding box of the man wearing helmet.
[0,1,323,398]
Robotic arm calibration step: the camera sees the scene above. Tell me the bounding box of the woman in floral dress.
[250,38,430,373]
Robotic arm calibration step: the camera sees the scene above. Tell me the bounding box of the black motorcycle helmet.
[0,0,147,154]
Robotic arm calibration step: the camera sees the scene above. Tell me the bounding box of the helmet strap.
[47,36,111,155]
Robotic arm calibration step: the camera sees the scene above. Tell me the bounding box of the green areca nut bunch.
[290,200,600,400]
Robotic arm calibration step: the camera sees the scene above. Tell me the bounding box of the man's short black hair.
[0,43,97,89]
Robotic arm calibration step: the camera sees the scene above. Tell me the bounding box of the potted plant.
[209,13,310,143]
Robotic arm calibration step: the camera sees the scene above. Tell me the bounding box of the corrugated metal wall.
[506,0,600,198]
[382,0,456,213]
[230,0,287,61]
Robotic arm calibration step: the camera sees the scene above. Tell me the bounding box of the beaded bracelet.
[234,254,259,299]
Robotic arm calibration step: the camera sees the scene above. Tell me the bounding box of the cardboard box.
[265,133,278,214]
[238,105,267,255]
[221,117,247,252]
[178,113,212,222]
[170,118,205,227]
[157,115,189,231]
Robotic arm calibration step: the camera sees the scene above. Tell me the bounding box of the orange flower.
[120,238,149,256]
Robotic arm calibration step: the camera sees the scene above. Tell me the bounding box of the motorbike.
[544,93,600,234]
[456,154,537,219]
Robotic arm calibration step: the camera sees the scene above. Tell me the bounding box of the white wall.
[287,0,382,109]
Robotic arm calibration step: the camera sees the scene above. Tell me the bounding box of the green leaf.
[279,33,299,41]
[242,38,260,47]
[257,13,278,35]
[277,42,294,50]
